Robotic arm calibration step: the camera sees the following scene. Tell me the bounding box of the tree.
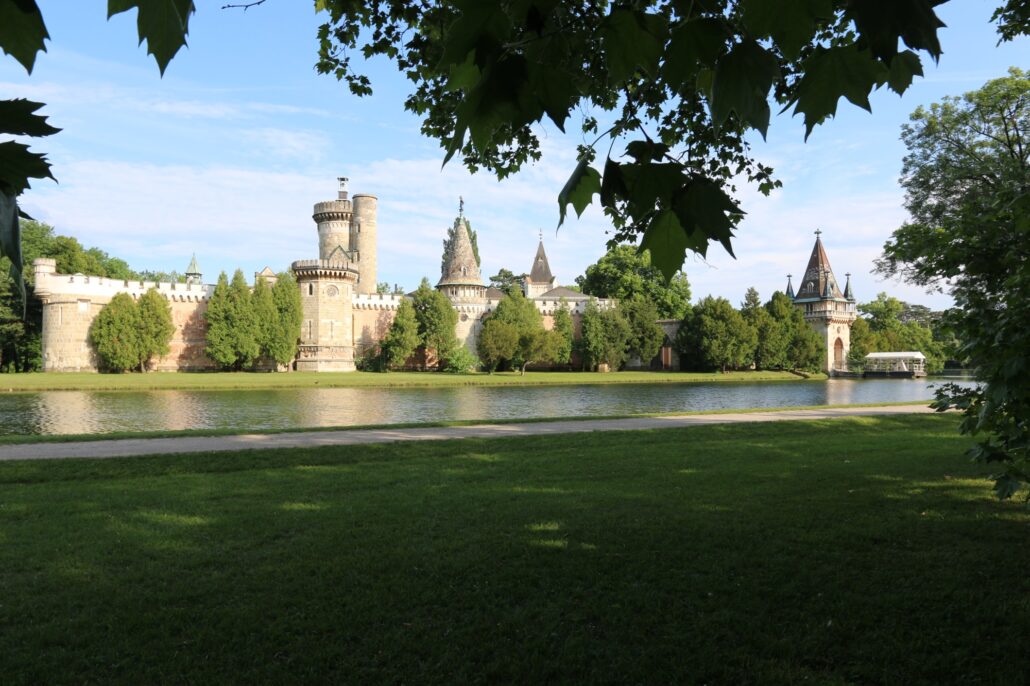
[858,292,905,332]
[205,270,259,371]
[580,300,631,371]
[376,281,391,294]
[877,69,1029,499]
[622,295,664,367]
[380,299,420,370]
[89,293,141,373]
[136,288,174,371]
[576,245,691,319]
[477,318,518,372]
[551,300,574,366]
[270,272,303,368]
[488,287,554,374]
[441,218,480,273]
[411,277,458,368]
[740,288,785,370]
[251,276,278,367]
[488,268,526,294]
[764,291,822,372]
[677,296,755,372]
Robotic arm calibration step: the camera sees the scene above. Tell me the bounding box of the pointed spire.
[785,274,795,299]
[528,238,554,284]
[844,272,855,301]
[185,253,202,285]
[795,232,844,300]
[438,213,482,287]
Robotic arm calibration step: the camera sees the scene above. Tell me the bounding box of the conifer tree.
[580,300,631,371]
[90,292,142,373]
[380,299,420,370]
[551,300,574,366]
[205,272,238,370]
[622,295,664,367]
[477,319,519,372]
[137,288,175,371]
[251,276,278,367]
[270,271,303,368]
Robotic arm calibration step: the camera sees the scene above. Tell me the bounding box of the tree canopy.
[576,244,691,319]
[877,69,1030,500]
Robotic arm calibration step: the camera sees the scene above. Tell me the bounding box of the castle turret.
[185,254,202,285]
[523,234,558,298]
[314,177,354,263]
[351,193,378,295]
[437,206,485,300]
[791,230,857,373]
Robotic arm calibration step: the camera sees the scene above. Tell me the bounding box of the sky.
[3,2,1026,309]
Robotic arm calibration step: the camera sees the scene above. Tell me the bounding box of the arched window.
[308,283,313,296]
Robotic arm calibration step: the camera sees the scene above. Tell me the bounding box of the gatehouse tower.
[312,177,378,295]
[790,230,857,373]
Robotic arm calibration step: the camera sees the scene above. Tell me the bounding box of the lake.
[0,378,972,437]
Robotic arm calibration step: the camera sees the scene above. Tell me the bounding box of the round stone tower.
[351,193,378,295]
[291,259,360,372]
[314,177,354,263]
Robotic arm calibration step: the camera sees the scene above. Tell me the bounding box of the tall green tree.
[677,296,755,372]
[580,300,631,371]
[489,287,554,374]
[137,288,174,371]
[622,295,664,367]
[477,319,519,373]
[251,276,278,367]
[270,272,303,368]
[205,270,259,371]
[576,245,691,319]
[764,291,822,372]
[551,300,574,366]
[89,293,141,373]
[411,277,458,368]
[204,272,235,369]
[380,299,420,370]
[877,68,1029,499]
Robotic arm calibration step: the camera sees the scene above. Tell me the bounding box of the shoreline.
[0,369,826,393]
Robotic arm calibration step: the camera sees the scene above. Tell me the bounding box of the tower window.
[308,284,313,296]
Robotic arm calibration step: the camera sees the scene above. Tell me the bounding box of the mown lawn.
[0,369,818,392]
[1,415,1026,684]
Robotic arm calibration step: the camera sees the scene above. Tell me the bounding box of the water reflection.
[0,378,973,437]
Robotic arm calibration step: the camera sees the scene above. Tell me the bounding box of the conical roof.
[528,240,554,283]
[438,216,483,287]
[844,273,855,301]
[785,274,795,299]
[186,253,201,275]
[795,234,844,300]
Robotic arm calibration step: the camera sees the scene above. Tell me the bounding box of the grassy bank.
[1,414,1027,684]
[0,400,931,446]
[0,369,822,393]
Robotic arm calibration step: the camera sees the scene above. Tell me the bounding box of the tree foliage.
[551,300,574,366]
[137,287,174,370]
[379,298,420,370]
[488,268,526,294]
[877,69,1030,500]
[205,270,259,371]
[269,271,303,368]
[676,296,755,372]
[477,318,518,372]
[576,245,691,319]
[487,287,555,373]
[308,0,1015,280]
[580,300,631,371]
[89,293,142,373]
[411,277,458,367]
[622,295,664,366]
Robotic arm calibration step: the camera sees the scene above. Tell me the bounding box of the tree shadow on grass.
[0,414,1026,684]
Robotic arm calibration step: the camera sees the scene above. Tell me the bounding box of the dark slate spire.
[528,240,553,283]
[844,272,855,301]
[185,253,202,285]
[795,231,844,300]
[785,274,795,299]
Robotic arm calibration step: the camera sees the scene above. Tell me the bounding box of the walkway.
[0,404,938,462]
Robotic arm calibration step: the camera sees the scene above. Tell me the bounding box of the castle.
[32,178,606,373]
[30,179,856,374]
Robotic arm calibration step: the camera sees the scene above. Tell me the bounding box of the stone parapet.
[352,293,404,310]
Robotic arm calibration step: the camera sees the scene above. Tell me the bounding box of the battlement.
[313,200,352,222]
[32,259,215,302]
[291,259,359,279]
[352,292,405,310]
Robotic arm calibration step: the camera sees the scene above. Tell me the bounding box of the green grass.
[0,369,822,393]
[0,399,931,445]
[1,414,1027,684]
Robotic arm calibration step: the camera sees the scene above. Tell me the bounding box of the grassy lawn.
[0,369,820,392]
[2,414,1026,684]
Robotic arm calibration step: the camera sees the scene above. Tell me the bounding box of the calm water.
[0,378,971,437]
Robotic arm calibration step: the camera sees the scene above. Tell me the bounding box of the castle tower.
[438,201,487,350]
[523,233,558,298]
[291,259,360,372]
[351,193,378,295]
[791,231,857,373]
[185,254,202,285]
[314,177,354,263]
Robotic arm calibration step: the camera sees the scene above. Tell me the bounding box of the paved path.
[0,404,937,462]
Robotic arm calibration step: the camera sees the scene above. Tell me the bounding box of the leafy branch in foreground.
[313,0,978,278]
[0,0,195,310]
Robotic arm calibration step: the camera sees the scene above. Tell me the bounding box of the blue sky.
[3,2,1026,308]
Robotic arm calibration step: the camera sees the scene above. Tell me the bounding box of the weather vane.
[814,228,822,237]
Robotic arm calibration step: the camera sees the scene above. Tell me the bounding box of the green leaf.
[847,0,945,63]
[640,210,689,282]
[623,162,684,212]
[673,177,742,257]
[887,50,923,95]
[0,141,54,195]
[662,17,727,88]
[557,159,601,227]
[599,158,626,208]
[531,64,575,132]
[790,45,887,139]
[438,2,510,69]
[0,0,48,73]
[0,192,24,316]
[742,0,831,60]
[711,40,778,137]
[0,98,60,137]
[600,8,666,83]
[108,0,195,75]
[446,50,480,92]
